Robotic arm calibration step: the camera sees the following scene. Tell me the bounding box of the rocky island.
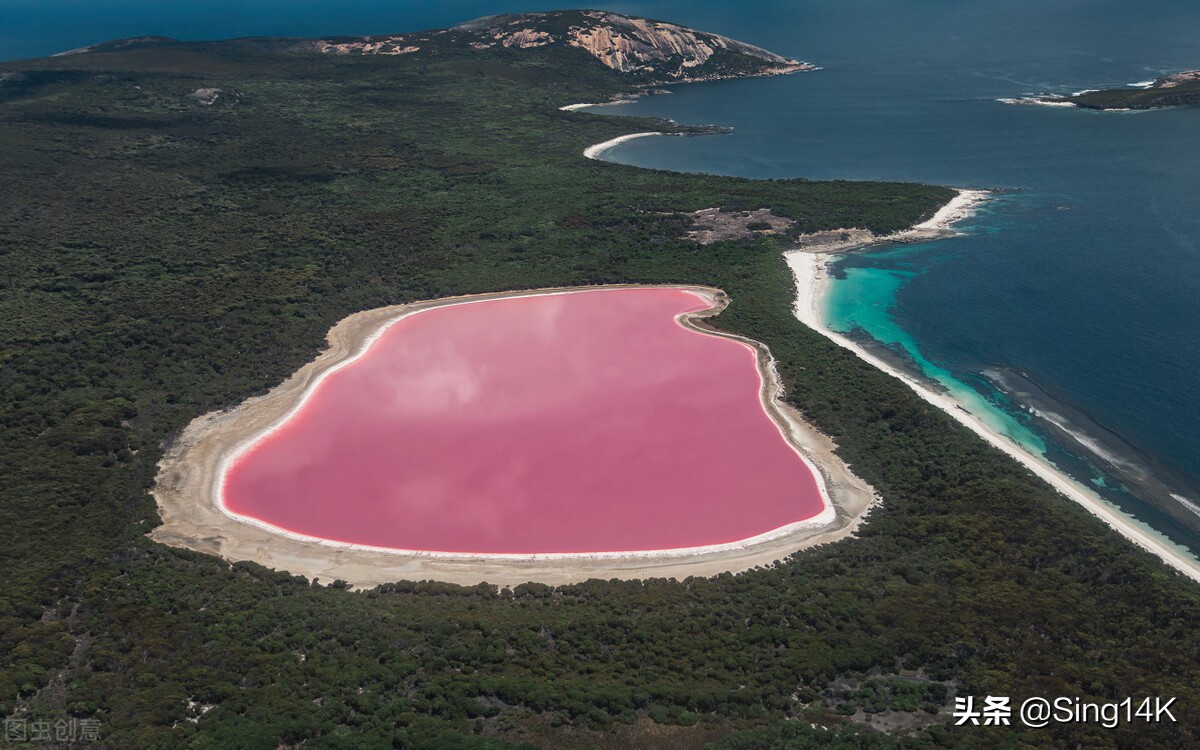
[1007,69,1200,110]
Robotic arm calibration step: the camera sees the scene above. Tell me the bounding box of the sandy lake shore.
[785,190,1200,584]
[152,285,877,588]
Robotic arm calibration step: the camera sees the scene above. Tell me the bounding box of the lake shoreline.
[152,284,877,588]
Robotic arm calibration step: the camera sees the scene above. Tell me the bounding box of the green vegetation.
[1,24,1198,750]
[1068,75,1200,109]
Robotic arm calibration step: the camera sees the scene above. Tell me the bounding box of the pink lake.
[222,288,826,554]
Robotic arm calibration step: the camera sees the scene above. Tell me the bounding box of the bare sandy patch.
[683,207,795,244]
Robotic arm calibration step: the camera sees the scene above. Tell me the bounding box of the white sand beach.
[785,191,1200,584]
[582,132,664,160]
[559,99,637,111]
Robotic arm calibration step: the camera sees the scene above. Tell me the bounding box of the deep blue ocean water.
[5,2,1199,557]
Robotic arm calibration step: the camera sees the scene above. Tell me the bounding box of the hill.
[307,9,813,83]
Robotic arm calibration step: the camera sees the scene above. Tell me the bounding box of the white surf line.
[997,97,1077,108]
[583,132,665,160]
[784,197,1200,585]
[213,285,839,562]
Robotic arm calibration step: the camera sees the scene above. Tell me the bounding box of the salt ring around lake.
[151,285,876,587]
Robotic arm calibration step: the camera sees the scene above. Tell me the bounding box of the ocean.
[583,0,1200,558]
[4,1,1199,557]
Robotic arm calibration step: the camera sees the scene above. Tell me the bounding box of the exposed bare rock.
[567,11,788,75]
[185,87,229,105]
[791,227,878,253]
[462,11,812,81]
[498,29,554,48]
[1155,70,1200,88]
[303,10,813,84]
[684,208,795,245]
[303,39,420,56]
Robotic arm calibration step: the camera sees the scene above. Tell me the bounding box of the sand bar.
[152,285,877,587]
[785,191,1200,584]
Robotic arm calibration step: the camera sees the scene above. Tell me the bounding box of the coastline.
[997,96,1077,108]
[784,191,1200,584]
[790,189,990,254]
[582,131,666,160]
[560,60,817,115]
[559,99,637,111]
[152,285,877,588]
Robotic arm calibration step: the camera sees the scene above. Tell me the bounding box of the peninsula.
[1071,70,1200,109]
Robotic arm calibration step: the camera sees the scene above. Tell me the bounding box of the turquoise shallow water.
[825,244,1048,458]
[5,1,1200,557]
[581,1,1200,559]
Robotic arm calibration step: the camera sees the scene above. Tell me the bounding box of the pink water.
[222,288,826,554]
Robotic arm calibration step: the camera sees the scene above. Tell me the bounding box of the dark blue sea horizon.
[6,1,1199,559]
